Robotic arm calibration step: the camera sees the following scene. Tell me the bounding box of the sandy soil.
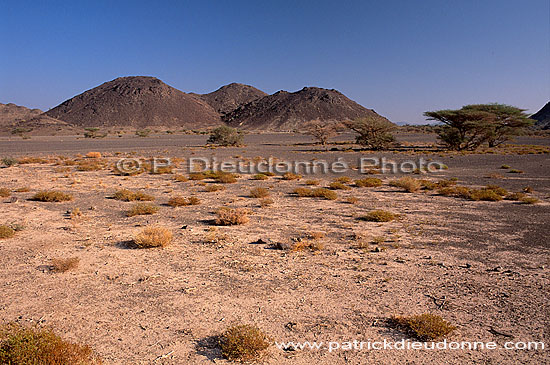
[0,137,549,364]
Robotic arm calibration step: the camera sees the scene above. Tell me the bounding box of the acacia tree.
[344,116,396,150]
[424,104,532,150]
[302,120,344,149]
[207,126,244,146]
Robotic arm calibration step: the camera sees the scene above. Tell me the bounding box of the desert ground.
[0,132,549,364]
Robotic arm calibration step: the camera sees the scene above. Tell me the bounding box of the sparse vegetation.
[389,177,422,192]
[345,196,359,204]
[302,119,344,148]
[355,177,382,187]
[215,207,250,225]
[174,174,189,182]
[205,184,226,192]
[250,187,270,198]
[167,196,200,207]
[0,225,16,239]
[361,210,397,222]
[189,172,207,180]
[51,257,80,273]
[207,126,244,146]
[2,157,18,167]
[344,116,396,150]
[251,173,268,180]
[113,189,154,202]
[126,203,159,217]
[291,239,324,252]
[0,188,10,198]
[282,172,302,180]
[220,324,270,362]
[31,191,73,202]
[133,226,173,248]
[0,322,101,364]
[259,198,274,207]
[391,313,456,341]
[304,179,320,186]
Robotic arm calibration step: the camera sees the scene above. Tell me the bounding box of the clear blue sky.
[1,0,548,123]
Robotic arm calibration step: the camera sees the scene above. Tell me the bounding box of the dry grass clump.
[205,171,238,183]
[17,157,51,164]
[438,185,505,201]
[215,207,250,225]
[0,188,10,198]
[0,225,16,239]
[250,187,270,198]
[85,151,102,158]
[508,169,523,174]
[151,166,173,174]
[361,210,397,222]
[334,176,352,184]
[167,196,200,207]
[291,239,324,252]
[31,191,73,202]
[355,178,382,187]
[113,189,154,202]
[220,324,270,362]
[345,196,359,204]
[126,203,159,217]
[329,181,351,190]
[505,192,527,201]
[389,177,422,192]
[259,198,274,207]
[189,172,207,180]
[77,159,107,171]
[484,184,508,197]
[282,172,302,180]
[292,187,337,200]
[15,187,30,192]
[251,173,268,180]
[391,313,456,341]
[51,257,80,273]
[205,184,226,192]
[304,179,320,186]
[174,174,189,182]
[293,187,313,197]
[133,226,173,248]
[519,197,539,204]
[0,322,101,364]
[311,188,337,200]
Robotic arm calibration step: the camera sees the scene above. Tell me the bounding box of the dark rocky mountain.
[531,101,550,130]
[197,83,267,115]
[223,87,390,131]
[0,103,42,126]
[45,76,221,128]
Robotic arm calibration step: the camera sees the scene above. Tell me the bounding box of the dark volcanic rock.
[531,101,550,130]
[197,83,267,115]
[45,76,222,129]
[223,87,390,131]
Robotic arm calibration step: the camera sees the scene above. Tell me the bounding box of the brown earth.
[44,76,222,129]
[0,102,42,127]
[0,134,548,364]
[195,83,267,115]
[224,87,390,131]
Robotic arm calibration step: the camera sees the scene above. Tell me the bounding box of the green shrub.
[207,126,243,146]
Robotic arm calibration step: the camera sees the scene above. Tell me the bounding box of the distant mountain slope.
[0,103,42,126]
[45,76,221,128]
[531,101,550,130]
[197,83,267,115]
[223,87,390,131]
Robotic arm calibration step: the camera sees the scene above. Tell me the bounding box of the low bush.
[0,322,101,364]
[51,257,80,273]
[167,196,201,207]
[251,174,268,180]
[329,182,351,190]
[215,208,249,225]
[360,210,397,222]
[0,225,16,239]
[31,191,73,202]
[304,179,320,186]
[311,188,337,200]
[259,198,274,207]
[133,226,173,248]
[0,188,10,198]
[389,177,422,193]
[250,187,270,198]
[282,172,302,180]
[391,313,456,341]
[220,324,270,362]
[355,178,382,188]
[113,189,154,202]
[126,203,159,217]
